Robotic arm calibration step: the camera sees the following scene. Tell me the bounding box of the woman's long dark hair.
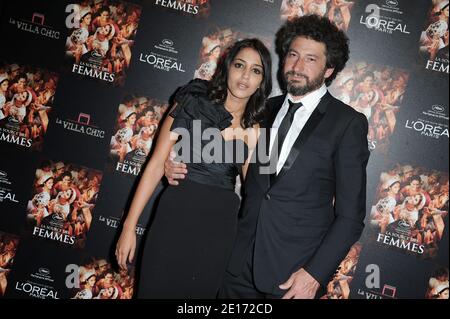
[208,38,272,129]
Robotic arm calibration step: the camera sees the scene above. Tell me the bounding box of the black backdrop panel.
[347,0,430,69]
[125,2,205,100]
[43,75,121,170]
[0,0,69,71]
[0,150,39,234]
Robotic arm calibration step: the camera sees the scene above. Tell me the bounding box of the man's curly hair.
[275,14,349,86]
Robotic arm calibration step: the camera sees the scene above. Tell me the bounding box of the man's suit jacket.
[226,92,370,295]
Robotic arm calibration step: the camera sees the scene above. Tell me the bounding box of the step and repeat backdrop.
[0,0,448,299]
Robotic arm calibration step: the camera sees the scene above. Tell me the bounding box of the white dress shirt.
[269,84,327,174]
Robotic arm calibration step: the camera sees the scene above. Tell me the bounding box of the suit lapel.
[252,94,285,192]
[270,92,333,188]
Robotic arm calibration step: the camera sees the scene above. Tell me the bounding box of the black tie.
[270,100,303,185]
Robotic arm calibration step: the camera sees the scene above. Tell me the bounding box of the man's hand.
[164,151,188,185]
[279,268,320,299]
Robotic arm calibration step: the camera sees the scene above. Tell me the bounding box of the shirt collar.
[286,84,327,113]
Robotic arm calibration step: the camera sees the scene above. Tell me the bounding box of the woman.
[194,40,222,80]
[111,110,137,162]
[335,74,354,104]
[7,90,33,123]
[420,0,449,60]
[280,0,304,22]
[29,76,57,140]
[370,179,400,233]
[87,24,115,57]
[66,28,89,64]
[72,271,97,299]
[328,0,354,31]
[115,38,272,298]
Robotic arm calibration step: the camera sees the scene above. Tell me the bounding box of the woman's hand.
[116,227,136,270]
[164,150,187,185]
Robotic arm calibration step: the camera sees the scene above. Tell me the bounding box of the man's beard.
[285,69,326,97]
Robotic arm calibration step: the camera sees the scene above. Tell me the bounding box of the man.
[165,14,369,299]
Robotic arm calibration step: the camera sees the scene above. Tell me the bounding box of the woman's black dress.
[138,79,248,299]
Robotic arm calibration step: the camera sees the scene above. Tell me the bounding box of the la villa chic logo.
[55,112,106,139]
[98,214,146,235]
[8,12,60,39]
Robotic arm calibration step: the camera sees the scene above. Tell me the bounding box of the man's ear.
[324,67,335,80]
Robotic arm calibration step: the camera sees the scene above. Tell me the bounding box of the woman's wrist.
[123,221,137,233]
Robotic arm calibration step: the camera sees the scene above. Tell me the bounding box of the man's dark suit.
[224,92,370,296]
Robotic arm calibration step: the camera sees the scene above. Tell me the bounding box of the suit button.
[265,193,271,200]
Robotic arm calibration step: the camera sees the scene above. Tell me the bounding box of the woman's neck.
[224,95,247,123]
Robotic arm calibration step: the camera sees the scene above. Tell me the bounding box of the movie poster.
[280,0,357,31]
[0,62,58,151]
[322,242,363,299]
[329,60,409,152]
[109,94,168,176]
[71,257,134,299]
[194,27,272,81]
[26,160,103,248]
[425,266,449,299]
[419,0,449,75]
[0,232,20,297]
[65,0,142,86]
[367,163,448,259]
